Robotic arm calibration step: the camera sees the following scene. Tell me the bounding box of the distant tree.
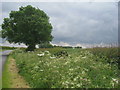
[0,5,53,51]
[38,42,53,48]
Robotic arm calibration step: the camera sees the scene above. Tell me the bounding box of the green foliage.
[2,56,12,88]
[87,47,119,65]
[0,46,26,51]
[38,42,53,48]
[12,48,119,88]
[1,46,17,50]
[54,50,68,58]
[1,5,53,51]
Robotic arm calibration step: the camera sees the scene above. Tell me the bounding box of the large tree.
[1,5,53,51]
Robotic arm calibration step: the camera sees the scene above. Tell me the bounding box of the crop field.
[11,47,119,88]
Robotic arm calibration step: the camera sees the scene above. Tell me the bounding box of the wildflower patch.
[12,48,119,88]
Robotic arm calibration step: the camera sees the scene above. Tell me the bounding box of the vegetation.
[1,46,17,51]
[87,47,119,68]
[0,5,53,51]
[2,56,13,88]
[53,45,82,49]
[2,56,30,88]
[0,46,26,51]
[38,42,53,48]
[1,4,119,89]
[11,47,119,88]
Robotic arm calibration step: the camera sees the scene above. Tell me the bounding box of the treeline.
[0,46,26,50]
[1,46,17,50]
[53,45,82,48]
[38,42,82,48]
[0,44,82,50]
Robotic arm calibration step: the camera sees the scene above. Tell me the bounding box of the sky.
[0,1,118,47]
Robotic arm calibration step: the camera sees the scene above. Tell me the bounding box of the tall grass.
[86,47,119,66]
[11,48,119,88]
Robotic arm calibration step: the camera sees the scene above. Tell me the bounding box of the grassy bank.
[12,48,119,88]
[2,56,12,88]
[2,56,30,88]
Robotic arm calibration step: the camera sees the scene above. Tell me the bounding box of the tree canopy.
[1,5,53,51]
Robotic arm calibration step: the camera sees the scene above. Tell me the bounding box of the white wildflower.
[37,53,45,56]
[65,81,69,84]
[110,81,115,87]
[34,66,39,69]
[74,77,78,81]
[112,78,118,84]
[62,82,65,85]
[59,57,64,59]
[82,56,86,59]
[103,76,106,79]
[53,66,57,68]
[83,68,88,72]
[64,61,70,65]
[39,61,42,63]
[76,83,82,87]
[28,51,34,53]
[50,56,56,59]
[44,50,50,53]
[68,55,71,57]
[82,71,85,74]
[69,68,74,71]
[40,70,43,71]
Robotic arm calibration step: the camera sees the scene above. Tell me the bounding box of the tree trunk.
[26,44,36,51]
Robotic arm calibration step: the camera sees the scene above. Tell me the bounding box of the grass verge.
[2,56,11,88]
[2,56,30,88]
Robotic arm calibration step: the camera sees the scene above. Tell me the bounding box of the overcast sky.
[0,2,118,47]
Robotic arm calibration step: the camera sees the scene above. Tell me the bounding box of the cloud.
[56,41,71,46]
[1,2,118,46]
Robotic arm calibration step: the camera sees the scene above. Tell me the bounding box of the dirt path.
[7,57,30,88]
